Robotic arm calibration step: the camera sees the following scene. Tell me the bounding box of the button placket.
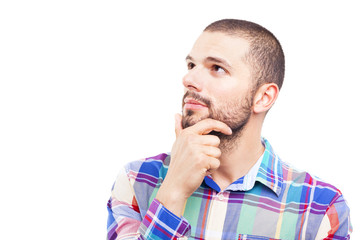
[218,192,224,201]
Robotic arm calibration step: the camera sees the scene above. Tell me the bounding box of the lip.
[184,98,208,110]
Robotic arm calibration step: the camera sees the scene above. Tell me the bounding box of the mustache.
[182,91,212,107]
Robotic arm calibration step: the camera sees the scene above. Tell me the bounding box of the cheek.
[211,86,246,107]
[205,74,251,106]
[208,77,248,97]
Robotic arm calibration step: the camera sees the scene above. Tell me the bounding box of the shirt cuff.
[138,199,191,239]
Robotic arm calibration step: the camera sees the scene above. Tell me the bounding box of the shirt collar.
[255,138,283,197]
[203,138,283,197]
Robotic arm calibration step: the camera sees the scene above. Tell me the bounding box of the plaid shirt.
[107,139,352,239]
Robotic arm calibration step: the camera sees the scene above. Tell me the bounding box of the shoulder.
[123,152,170,184]
[279,159,343,207]
[278,160,352,239]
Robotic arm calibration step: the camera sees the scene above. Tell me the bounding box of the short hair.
[204,19,285,91]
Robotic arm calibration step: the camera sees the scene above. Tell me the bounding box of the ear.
[252,83,279,114]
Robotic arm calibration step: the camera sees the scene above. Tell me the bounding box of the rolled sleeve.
[107,166,191,240]
[139,199,191,240]
[316,194,352,240]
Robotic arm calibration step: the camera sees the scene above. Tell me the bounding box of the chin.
[182,112,209,129]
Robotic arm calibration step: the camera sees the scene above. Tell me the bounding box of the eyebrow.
[185,55,232,70]
[185,55,194,61]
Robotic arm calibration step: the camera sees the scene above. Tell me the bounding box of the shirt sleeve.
[107,167,191,240]
[315,194,352,240]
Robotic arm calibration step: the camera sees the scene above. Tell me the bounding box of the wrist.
[156,184,187,217]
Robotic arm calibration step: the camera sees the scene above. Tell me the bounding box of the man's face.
[182,31,254,134]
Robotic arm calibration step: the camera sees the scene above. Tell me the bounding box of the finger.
[199,135,221,147]
[207,156,221,171]
[174,113,183,137]
[201,145,221,158]
[191,118,232,136]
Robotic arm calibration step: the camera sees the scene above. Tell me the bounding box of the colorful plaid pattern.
[107,139,352,239]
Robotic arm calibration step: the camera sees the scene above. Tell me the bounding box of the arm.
[156,115,232,217]
[107,167,191,240]
[107,115,232,239]
[315,194,352,240]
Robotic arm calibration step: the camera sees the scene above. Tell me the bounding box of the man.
[107,19,352,239]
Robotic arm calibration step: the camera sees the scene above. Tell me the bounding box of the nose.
[182,67,203,92]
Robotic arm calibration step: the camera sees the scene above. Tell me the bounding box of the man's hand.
[155,114,232,217]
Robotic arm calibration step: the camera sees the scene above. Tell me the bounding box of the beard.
[182,91,253,152]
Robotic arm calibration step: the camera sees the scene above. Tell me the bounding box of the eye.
[187,62,195,70]
[212,65,226,74]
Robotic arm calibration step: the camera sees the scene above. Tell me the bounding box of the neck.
[211,115,265,191]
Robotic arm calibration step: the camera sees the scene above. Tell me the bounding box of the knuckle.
[213,136,221,145]
[213,159,220,168]
[197,154,208,166]
[199,153,208,162]
[214,148,221,157]
[195,157,204,169]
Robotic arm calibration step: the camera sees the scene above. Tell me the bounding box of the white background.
[0,0,358,239]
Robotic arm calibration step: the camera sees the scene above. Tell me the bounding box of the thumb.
[174,113,183,137]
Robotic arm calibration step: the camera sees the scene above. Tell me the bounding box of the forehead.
[189,31,250,64]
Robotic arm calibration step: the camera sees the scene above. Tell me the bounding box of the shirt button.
[218,192,224,200]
